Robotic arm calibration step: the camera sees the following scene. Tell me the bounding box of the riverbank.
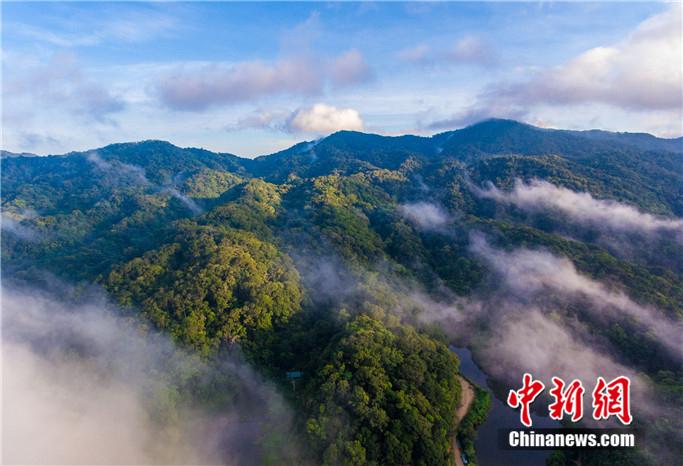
[453,375,476,466]
[451,346,560,466]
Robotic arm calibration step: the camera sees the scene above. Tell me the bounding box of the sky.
[2,1,681,157]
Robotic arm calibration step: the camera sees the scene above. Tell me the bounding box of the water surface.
[451,346,561,466]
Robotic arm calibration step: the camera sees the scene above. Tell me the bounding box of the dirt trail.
[453,375,475,466]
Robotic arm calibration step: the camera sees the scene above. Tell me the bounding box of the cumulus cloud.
[508,4,681,111]
[1,284,304,465]
[285,103,364,134]
[471,236,683,360]
[399,202,450,231]
[429,4,682,128]
[230,103,365,135]
[475,179,683,242]
[156,50,373,111]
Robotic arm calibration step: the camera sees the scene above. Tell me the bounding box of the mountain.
[4,119,680,184]
[3,119,682,465]
[250,119,682,179]
[436,119,683,157]
[1,149,39,158]
[248,131,435,182]
[574,129,683,153]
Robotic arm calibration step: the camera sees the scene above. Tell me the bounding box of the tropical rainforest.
[2,119,682,465]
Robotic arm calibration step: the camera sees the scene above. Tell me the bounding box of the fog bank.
[1,284,302,465]
[475,179,683,242]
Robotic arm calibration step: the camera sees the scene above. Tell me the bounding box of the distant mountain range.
[0,150,39,158]
[5,119,683,161]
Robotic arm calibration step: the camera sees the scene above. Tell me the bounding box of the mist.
[1,284,303,465]
[87,152,150,186]
[474,179,683,242]
[265,225,680,459]
[164,187,204,214]
[477,306,666,424]
[470,236,683,360]
[1,215,41,242]
[87,152,204,214]
[398,202,450,231]
[373,232,678,436]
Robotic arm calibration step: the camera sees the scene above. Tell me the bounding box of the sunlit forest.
[3,119,682,465]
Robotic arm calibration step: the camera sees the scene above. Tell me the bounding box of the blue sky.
[2,1,681,157]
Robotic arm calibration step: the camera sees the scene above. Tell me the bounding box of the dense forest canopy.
[3,119,682,465]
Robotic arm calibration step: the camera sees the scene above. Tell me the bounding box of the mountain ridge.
[4,119,682,161]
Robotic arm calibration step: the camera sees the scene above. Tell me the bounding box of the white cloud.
[328,49,373,86]
[471,236,683,361]
[1,285,302,465]
[3,52,125,123]
[486,309,637,384]
[156,57,323,111]
[399,202,450,231]
[1,215,42,242]
[475,179,683,242]
[156,49,373,111]
[520,4,682,111]
[280,10,322,54]
[480,307,657,422]
[429,4,682,130]
[285,103,364,134]
[406,236,669,432]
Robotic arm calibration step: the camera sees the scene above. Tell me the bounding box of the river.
[451,346,561,466]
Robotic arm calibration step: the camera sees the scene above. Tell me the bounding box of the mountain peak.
[461,118,541,134]
[468,117,531,128]
[100,140,179,152]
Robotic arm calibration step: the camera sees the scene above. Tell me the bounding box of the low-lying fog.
[1,283,302,465]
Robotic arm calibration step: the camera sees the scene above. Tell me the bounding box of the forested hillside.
[3,119,682,465]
